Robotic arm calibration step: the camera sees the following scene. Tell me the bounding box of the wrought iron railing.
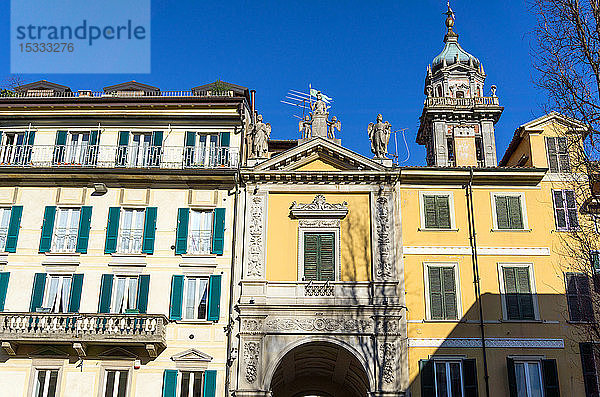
[118,229,144,254]
[51,229,78,253]
[188,231,212,254]
[0,90,235,98]
[425,96,500,107]
[0,145,238,169]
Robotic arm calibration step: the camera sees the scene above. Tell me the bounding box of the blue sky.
[1,1,544,164]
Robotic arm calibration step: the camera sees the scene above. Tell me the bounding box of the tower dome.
[431,5,480,72]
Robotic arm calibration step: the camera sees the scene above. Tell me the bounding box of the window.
[188,210,214,254]
[111,276,139,314]
[420,358,478,397]
[303,232,335,281]
[42,275,72,313]
[185,133,220,167]
[178,371,204,397]
[102,370,128,397]
[0,207,11,251]
[514,361,544,397]
[566,273,594,322]
[51,208,80,253]
[33,369,59,397]
[117,131,162,167]
[493,194,525,230]
[447,137,455,166]
[426,264,458,320]
[553,189,578,231]
[183,277,209,320]
[500,265,536,320]
[118,209,145,254]
[475,136,484,165]
[580,343,600,397]
[1,132,30,165]
[421,193,452,229]
[434,361,463,397]
[546,136,570,173]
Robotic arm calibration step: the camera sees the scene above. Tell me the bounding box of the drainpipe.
[465,167,490,397]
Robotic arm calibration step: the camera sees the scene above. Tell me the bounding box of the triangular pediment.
[29,345,70,358]
[98,347,138,358]
[16,80,71,93]
[520,111,588,133]
[104,81,160,93]
[253,137,386,172]
[171,349,213,363]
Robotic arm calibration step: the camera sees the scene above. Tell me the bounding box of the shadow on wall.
[408,292,585,397]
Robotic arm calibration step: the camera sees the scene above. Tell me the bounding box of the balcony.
[0,145,239,169]
[424,96,500,108]
[0,312,168,357]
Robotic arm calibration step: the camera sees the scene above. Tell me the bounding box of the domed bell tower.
[416,5,504,167]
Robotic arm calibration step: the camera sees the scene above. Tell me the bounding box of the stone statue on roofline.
[299,115,312,140]
[327,116,341,139]
[368,114,392,158]
[249,114,271,158]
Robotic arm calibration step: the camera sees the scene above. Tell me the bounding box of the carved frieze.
[375,196,394,279]
[290,194,348,219]
[265,317,373,333]
[246,196,265,278]
[243,341,260,384]
[379,341,396,384]
[298,219,340,228]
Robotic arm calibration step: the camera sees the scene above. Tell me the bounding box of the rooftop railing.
[0,90,236,99]
[424,96,500,107]
[0,144,239,169]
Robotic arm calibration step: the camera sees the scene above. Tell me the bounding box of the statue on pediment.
[249,114,271,158]
[327,116,341,139]
[368,114,392,158]
[299,115,312,139]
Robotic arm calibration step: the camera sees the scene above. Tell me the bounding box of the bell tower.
[416,4,504,167]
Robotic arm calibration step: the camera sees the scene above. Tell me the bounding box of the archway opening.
[270,341,370,397]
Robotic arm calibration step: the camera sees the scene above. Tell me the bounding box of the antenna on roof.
[280,83,334,120]
[390,128,410,165]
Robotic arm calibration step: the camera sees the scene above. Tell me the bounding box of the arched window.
[456,91,465,98]
[437,85,443,97]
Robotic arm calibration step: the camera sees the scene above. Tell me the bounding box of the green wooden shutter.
[152,131,163,146]
[105,207,120,254]
[169,275,184,320]
[211,208,225,255]
[0,272,10,311]
[420,360,435,397]
[203,370,217,397]
[318,233,335,281]
[516,267,534,319]
[463,359,479,397]
[507,358,517,397]
[136,274,150,314]
[424,196,437,228]
[557,137,571,173]
[185,131,196,146]
[175,208,189,255]
[27,131,35,145]
[68,274,84,313]
[442,267,457,319]
[161,369,178,397]
[495,196,510,229]
[542,359,560,397]
[220,132,230,147]
[76,206,92,253]
[428,267,443,320]
[435,195,451,228]
[55,131,67,146]
[207,274,222,321]
[5,205,23,253]
[39,206,56,253]
[142,207,157,254]
[304,233,319,281]
[546,137,559,172]
[30,273,47,312]
[507,196,523,229]
[98,274,113,313]
[566,273,581,321]
[580,343,599,397]
[118,131,129,146]
[90,130,99,145]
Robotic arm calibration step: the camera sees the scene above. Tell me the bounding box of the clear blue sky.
[0,0,545,165]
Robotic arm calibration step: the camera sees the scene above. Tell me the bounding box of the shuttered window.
[103,369,128,397]
[303,232,335,281]
[502,266,535,320]
[162,369,217,397]
[494,195,524,229]
[546,136,570,173]
[566,273,594,322]
[420,359,478,397]
[423,195,451,229]
[427,266,458,320]
[580,343,600,397]
[553,189,578,231]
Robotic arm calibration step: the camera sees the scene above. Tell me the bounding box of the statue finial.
[443,2,458,41]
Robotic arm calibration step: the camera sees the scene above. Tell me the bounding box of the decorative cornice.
[408,337,564,349]
[290,194,348,219]
[403,246,550,256]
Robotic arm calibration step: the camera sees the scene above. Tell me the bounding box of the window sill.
[491,229,532,232]
[501,319,542,323]
[567,320,596,325]
[180,253,217,258]
[422,319,461,323]
[45,252,80,256]
[175,319,215,325]
[418,228,459,232]
[110,253,147,257]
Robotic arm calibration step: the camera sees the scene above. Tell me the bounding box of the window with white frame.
[111,276,138,314]
[51,208,80,253]
[118,209,145,254]
[420,192,454,229]
[178,371,204,397]
[128,133,153,167]
[552,189,578,231]
[42,275,72,313]
[425,263,459,320]
[514,360,544,397]
[492,193,527,230]
[66,132,91,164]
[188,210,214,254]
[183,276,209,320]
[1,132,28,164]
[102,369,129,397]
[187,134,219,167]
[433,360,464,397]
[499,264,537,320]
[32,368,59,397]
[0,207,11,251]
[546,136,570,173]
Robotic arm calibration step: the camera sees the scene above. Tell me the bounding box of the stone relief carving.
[368,114,392,158]
[246,196,265,278]
[241,318,263,333]
[298,219,341,228]
[379,342,396,384]
[290,194,348,219]
[375,196,393,279]
[265,317,373,333]
[243,341,260,384]
[376,319,399,335]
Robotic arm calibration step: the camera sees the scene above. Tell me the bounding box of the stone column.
[480,120,497,166]
[433,120,448,167]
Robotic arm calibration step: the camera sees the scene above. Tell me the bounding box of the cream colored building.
[0,80,251,397]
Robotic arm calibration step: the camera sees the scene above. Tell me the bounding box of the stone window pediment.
[290,194,348,219]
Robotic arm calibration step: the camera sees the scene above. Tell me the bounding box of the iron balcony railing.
[51,229,78,253]
[188,231,212,255]
[424,96,500,107]
[0,145,239,169]
[0,312,168,345]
